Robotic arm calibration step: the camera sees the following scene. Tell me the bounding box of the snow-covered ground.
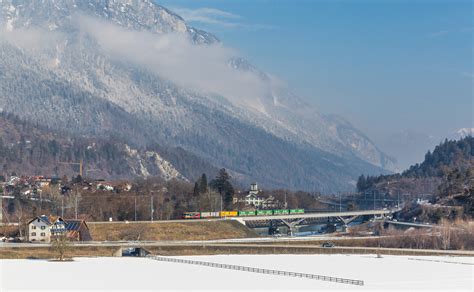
[1,254,472,291]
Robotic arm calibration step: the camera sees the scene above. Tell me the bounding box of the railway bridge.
[233,209,400,235]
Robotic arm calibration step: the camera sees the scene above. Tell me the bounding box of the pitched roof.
[27,215,52,225]
[65,220,82,231]
[64,219,89,231]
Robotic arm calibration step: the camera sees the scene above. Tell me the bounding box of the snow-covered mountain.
[0,0,395,191]
[455,128,474,138]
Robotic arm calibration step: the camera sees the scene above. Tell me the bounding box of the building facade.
[244,193,264,207]
[28,216,91,242]
[28,215,52,242]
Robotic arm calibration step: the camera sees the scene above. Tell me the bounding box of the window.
[32,226,37,230]
[31,232,36,236]
[41,226,46,230]
[40,233,45,236]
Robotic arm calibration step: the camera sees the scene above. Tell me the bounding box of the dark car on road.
[321,241,335,248]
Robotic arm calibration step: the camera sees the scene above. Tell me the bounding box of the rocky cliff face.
[0,0,395,191]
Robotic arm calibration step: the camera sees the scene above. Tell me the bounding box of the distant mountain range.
[377,128,473,171]
[0,0,395,191]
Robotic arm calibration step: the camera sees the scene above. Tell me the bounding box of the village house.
[244,193,264,207]
[234,183,269,208]
[27,215,52,242]
[233,183,283,209]
[96,181,114,191]
[243,183,265,207]
[51,217,92,241]
[35,177,52,188]
[261,195,280,209]
[28,215,92,243]
[94,180,132,192]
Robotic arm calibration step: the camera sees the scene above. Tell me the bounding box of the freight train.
[182,209,305,219]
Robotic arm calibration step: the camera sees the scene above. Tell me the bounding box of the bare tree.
[439,219,452,250]
[51,233,71,261]
[14,202,26,238]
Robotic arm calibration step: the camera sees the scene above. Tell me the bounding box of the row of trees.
[4,169,237,224]
[357,136,473,193]
[4,168,330,228]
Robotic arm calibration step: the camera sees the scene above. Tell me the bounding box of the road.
[385,220,433,228]
[1,240,473,256]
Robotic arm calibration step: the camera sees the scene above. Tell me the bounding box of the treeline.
[0,111,217,180]
[5,169,325,225]
[404,137,473,177]
[357,136,473,192]
[0,111,131,177]
[0,134,131,178]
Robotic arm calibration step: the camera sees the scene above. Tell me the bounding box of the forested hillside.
[357,137,473,191]
[356,137,473,220]
[0,112,217,181]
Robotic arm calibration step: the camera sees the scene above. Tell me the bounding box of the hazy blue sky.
[160,0,473,142]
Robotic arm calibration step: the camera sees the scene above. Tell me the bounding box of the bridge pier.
[238,209,400,235]
[280,218,306,236]
[335,215,360,232]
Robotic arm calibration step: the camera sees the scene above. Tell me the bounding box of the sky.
[159,0,472,149]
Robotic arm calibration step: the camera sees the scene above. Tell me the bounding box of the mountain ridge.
[0,0,394,191]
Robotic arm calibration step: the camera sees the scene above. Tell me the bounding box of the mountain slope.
[0,0,393,191]
[357,136,474,194]
[0,112,218,180]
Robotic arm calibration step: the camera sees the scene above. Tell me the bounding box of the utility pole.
[74,193,78,219]
[220,194,223,212]
[39,190,43,214]
[0,199,3,223]
[150,195,154,222]
[373,191,376,210]
[134,196,137,221]
[397,190,400,208]
[284,192,287,209]
[339,193,342,212]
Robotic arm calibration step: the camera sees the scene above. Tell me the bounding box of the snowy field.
[1,254,472,291]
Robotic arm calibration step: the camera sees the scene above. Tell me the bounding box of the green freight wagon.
[273,209,290,215]
[256,210,273,216]
[289,209,305,214]
[238,211,256,216]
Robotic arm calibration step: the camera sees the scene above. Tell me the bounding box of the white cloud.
[75,14,270,112]
[460,72,474,79]
[0,14,273,114]
[428,27,474,38]
[171,7,241,27]
[0,27,63,50]
[428,30,449,38]
[170,7,273,30]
